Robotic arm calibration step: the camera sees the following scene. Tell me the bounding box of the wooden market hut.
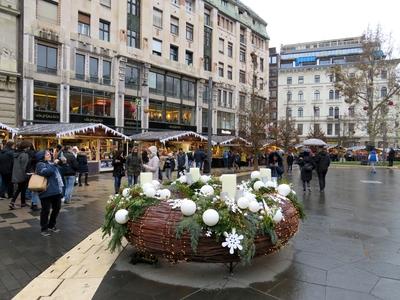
[0,122,17,143]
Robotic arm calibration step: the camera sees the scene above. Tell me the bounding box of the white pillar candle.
[140,172,153,187]
[260,168,272,181]
[221,174,237,199]
[190,168,200,182]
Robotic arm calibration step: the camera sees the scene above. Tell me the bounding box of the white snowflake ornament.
[221,228,244,254]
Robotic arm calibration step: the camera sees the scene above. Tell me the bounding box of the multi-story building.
[21,0,269,136]
[277,37,399,146]
[0,0,20,126]
[268,47,278,124]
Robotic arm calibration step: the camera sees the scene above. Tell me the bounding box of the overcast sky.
[242,0,400,54]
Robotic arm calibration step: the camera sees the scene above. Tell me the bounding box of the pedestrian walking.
[126,147,141,186]
[9,141,32,209]
[286,151,294,174]
[268,151,284,179]
[143,146,160,181]
[368,149,379,173]
[194,147,206,170]
[298,151,315,192]
[77,148,90,186]
[176,148,188,177]
[163,153,175,180]
[388,148,395,167]
[112,150,125,194]
[315,148,331,192]
[72,146,79,186]
[233,152,241,171]
[0,141,14,199]
[223,150,229,169]
[59,146,79,203]
[35,150,64,237]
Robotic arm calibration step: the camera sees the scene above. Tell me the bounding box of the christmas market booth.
[212,135,252,168]
[0,122,17,143]
[17,123,130,173]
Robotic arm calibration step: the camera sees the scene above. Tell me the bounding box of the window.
[348,106,355,117]
[149,71,165,94]
[335,90,340,99]
[75,54,85,79]
[314,106,320,117]
[228,92,233,108]
[349,123,355,134]
[99,19,110,41]
[217,89,222,106]
[153,8,163,28]
[171,0,179,5]
[100,0,111,6]
[287,91,292,101]
[297,124,303,135]
[185,0,193,13]
[298,107,303,117]
[203,83,210,103]
[219,38,224,54]
[170,16,179,35]
[270,90,277,98]
[381,87,387,97]
[128,0,140,16]
[239,48,246,62]
[166,75,180,98]
[182,105,195,125]
[182,79,195,100]
[37,44,57,74]
[227,65,233,80]
[70,87,112,117]
[217,111,235,130]
[34,81,59,113]
[204,7,211,26]
[37,0,58,24]
[221,0,228,6]
[334,107,339,118]
[314,75,320,83]
[270,56,277,64]
[186,23,193,40]
[381,70,387,79]
[148,100,163,122]
[127,30,139,48]
[125,65,139,88]
[102,60,111,85]
[298,76,304,84]
[260,58,264,72]
[124,96,141,121]
[239,94,246,110]
[329,107,333,117]
[78,12,90,36]
[327,124,333,135]
[329,90,334,100]
[152,39,162,56]
[287,77,292,85]
[314,90,320,100]
[329,74,334,82]
[218,14,234,32]
[218,62,224,77]
[259,78,263,90]
[298,91,304,101]
[335,123,340,135]
[223,90,227,107]
[227,42,233,58]
[89,57,98,82]
[287,107,292,117]
[239,70,246,83]
[185,51,193,65]
[170,45,179,61]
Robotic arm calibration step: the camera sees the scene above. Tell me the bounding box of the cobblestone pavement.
[94,167,400,300]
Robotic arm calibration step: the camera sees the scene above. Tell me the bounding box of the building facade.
[21,0,269,135]
[0,0,20,126]
[268,47,278,125]
[277,37,399,146]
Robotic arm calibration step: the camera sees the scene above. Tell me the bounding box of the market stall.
[0,122,17,143]
[17,123,130,173]
[212,135,252,168]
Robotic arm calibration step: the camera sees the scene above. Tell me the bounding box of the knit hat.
[148,146,158,155]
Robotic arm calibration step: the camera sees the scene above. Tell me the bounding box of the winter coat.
[177,153,188,169]
[298,156,315,182]
[35,153,63,199]
[77,152,89,173]
[12,150,30,183]
[112,156,125,177]
[286,154,294,165]
[194,149,206,163]
[388,149,395,160]
[163,157,175,170]
[315,152,331,173]
[126,153,142,176]
[59,151,79,176]
[143,155,160,180]
[0,147,14,175]
[368,150,378,162]
[268,152,283,167]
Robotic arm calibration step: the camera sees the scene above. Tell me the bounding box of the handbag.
[28,174,48,192]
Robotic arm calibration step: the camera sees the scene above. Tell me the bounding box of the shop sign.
[221,130,232,135]
[34,110,60,122]
[99,159,113,172]
[70,114,115,126]
[149,122,196,132]
[124,119,141,128]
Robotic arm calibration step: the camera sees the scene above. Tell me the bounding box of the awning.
[0,122,18,137]
[17,123,130,140]
[130,131,213,144]
[212,135,251,146]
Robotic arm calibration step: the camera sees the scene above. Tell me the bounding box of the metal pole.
[207,77,213,173]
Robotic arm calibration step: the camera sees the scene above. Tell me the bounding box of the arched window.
[287,91,292,101]
[314,106,320,117]
[329,90,334,100]
[329,107,333,116]
[287,107,292,117]
[298,107,303,117]
[298,91,304,101]
[314,90,320,100]
[334,107,339,118]
[381,87,387,97]
[335,90,340,99]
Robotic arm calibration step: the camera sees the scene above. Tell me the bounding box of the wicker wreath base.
[126,200,300,264]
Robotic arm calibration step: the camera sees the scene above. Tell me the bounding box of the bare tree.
[330,27,400,147]
[269,118,299,151]
[307,125,327,141]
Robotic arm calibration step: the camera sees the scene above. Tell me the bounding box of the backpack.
[303,162,313,171]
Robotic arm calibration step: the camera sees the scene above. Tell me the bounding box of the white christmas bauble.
[253,180,265,191]
[142,183,154,191]
[202,209,219,226]
[122,188,130,198]
[178,175,187,184]
[265,181,275,188]
[273,210,283,223]
[143,187,156,198]
[200,185,214,196]
[277,184,291,197]
[180,199,197,216]
[159,189,171,200]
[249,200,261,213]
[200,175,211,184]
[237,197,250,209]
[151,180,160,190]
[250,171,261,180]
[115,209,129,224]
[244,192,256,202]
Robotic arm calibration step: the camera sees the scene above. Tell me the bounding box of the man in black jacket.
[315,147,331,192]
[0,141,15,198]
[60,146,79,203]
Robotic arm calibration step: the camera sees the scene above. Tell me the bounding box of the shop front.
[211,135,251,167]
[17,123,130,173]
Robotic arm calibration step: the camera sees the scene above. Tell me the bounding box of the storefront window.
[70,87,112,117]
[149,71,164,95]
[165,103,180,124]
[166,75,180,98]
[34,81,59,112]
[217,111,235,130]
[124,96,141,120]
[182,106,195,126]
[149,100,163,122]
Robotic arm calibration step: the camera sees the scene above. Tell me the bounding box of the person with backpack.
[59,146,79,203]
[298,151,315,192]
[315,147,331,192]
[0,141,15,199]
[368,148,379,173]
[176,148,188,177]
[126,146,141,186]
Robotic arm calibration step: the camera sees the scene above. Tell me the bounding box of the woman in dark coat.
[77,148,89,186]
[112,151,125,194]
[298,151,315,192]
